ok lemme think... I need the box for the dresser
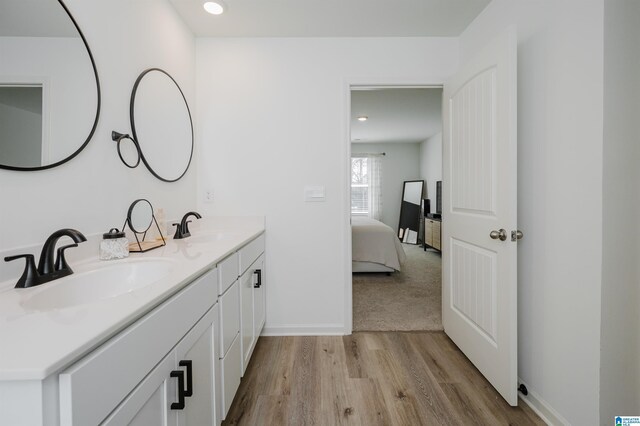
[424,217,442,251]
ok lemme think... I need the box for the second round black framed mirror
[129,68,194,183]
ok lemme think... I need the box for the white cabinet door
[103,306,219,426]
[176,304,219,426]
[59,270,217,426]
[240,267,254,375]
[102,352,178,426]
[253,255,266,336]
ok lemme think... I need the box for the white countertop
[0,216,264,381]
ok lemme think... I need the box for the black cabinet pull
[179,360,193,397]
[170,370,185,410]
[254,269,262,288]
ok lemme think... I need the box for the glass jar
[99,228,129,260]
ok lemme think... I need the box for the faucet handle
[172,223,183,239]
[183,220,193,237]
[4,254,40,288]
[55,244,79,272]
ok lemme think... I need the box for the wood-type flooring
[223,332,544,426]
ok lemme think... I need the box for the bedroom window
[351,155,382,220]
[351,157,369,215]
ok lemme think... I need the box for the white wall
[0,0,196,282]
[460,1,604,424]
[351,142,421,230]
[419,132,442,210]
[600,0,640,423]
[196,37,458,334]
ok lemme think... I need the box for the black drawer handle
[179,360,193,397]
[254,269,262,288]
[170,370,185,410]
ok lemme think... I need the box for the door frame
[342,79,444,334]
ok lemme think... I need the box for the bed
[352,217,407,273]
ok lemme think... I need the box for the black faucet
[4,228,87,288]
[172,212,202,239]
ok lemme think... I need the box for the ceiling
[351,88,442,144]
[168,0,491,37]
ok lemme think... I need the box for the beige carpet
[353,244,442,331]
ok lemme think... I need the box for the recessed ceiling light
[203,0,226,15]
[357,116,368,122]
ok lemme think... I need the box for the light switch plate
[304,186,325,202]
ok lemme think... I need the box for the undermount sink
[21,259,175,311]
[182,232,239,244]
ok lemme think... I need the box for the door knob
[511,230,524,241]
[490,229,507,241]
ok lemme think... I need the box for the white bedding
[351,217,407,272]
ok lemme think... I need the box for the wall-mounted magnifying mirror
[129,68,193,182]
[398,180,424,244]
[0,0,100,171]
[112,131,141,168]
[124,199,165,252]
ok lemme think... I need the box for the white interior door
[442,28,518,405]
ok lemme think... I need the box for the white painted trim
[342,79,353,336]
[518,378,570,426]
[261,324,346,336]
[342,77,445,337]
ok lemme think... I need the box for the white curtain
[368,155,382,221]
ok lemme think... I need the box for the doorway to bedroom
[349,86,444,332]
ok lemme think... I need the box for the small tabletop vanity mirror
[0,0,100,171]
[398,180,424,244]
[124,199,165,252]
[112,68,193,182]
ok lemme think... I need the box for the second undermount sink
[182,232,239,244]
[21,258,176,311]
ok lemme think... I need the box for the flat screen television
[436,181,442,214]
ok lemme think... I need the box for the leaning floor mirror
[398,180,424,244]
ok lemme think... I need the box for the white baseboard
[261,324,346,336]
[518,378,570,426]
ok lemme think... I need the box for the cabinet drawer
[59,269,217,426]
[218,252,239,295]
[220,332,241,420]
[238,234,265,275]
[219,280,240,357]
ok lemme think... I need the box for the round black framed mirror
[130,68,193,183]
[0,0,101,171]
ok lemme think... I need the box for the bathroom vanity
[0,217,265,426]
